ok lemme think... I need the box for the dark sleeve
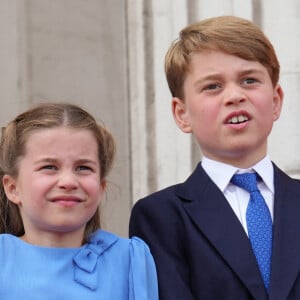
[129,191,195,300]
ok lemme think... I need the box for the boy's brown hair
[0,102,116,243]
[165,15,280,99]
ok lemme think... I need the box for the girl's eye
[77,165,93,172]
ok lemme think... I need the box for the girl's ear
[100,179,106,192]
[272,83,284,121]
[172,97,192,133]
[2,175,21,205]
[97,179,106,204]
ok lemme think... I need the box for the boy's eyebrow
[192,74,222,87]
[237,68,266,76]
[193,68,266,86]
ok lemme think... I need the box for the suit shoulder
[274,164,300,184]
[146,183,180,198]
[132,163,203,210]
[133,183,182,208]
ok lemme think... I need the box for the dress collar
[73,230,118,290]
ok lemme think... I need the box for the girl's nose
[57,171,79,191]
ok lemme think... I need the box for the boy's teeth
[231,116,238,123]
[229,115,248,124]
[238,115,246,122]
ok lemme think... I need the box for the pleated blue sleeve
[129,237,158,300]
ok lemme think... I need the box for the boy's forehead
[186,51,270,79]
[188,50,263,67]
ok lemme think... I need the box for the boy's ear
[172,97,192,133]
[272,84,284,121]
[2,175,21,205]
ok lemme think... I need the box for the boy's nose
[57,171,79,190]
[224,84,246,105]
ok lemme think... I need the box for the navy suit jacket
[129,162,300,300]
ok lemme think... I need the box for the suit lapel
[269,165,300,299]
[176,163,267,299]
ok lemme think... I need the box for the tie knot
[231,173,259,193]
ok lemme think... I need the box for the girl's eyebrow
[76,159,98,165]
[34,158,57,164]
[34,158,97,165]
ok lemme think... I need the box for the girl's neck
[21,229,85,248]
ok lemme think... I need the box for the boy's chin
[215,150,266,168]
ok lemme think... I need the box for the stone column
[261,0,300,178]
[127,0,193,200]
[0,0,28,124]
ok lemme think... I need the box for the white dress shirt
[201,156,274,235]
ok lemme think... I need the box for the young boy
[129,15,300,300]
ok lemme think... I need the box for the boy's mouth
[228,115,249,124]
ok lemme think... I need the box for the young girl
[0,103,158,299]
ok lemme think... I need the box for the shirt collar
[202,156,274,194]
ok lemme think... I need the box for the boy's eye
[204,84,220,90]
[243,78,257,84]
[41,165,57,170]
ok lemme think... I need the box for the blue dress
[0,230,158,299]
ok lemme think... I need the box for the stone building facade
[1,0,299,236]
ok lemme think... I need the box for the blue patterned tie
[231,173,272,291]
